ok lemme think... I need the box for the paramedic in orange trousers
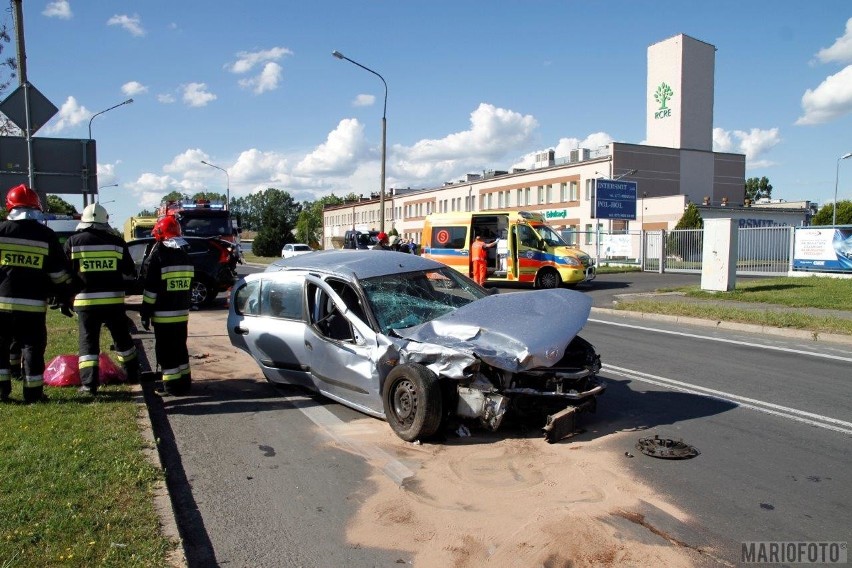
[470,234,497,286]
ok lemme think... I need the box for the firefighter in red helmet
[0,184,73,403]
[140,214,194,395]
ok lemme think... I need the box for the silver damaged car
[227,250,603,443]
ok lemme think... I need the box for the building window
[505,190,511,208]
[546,184,553,204]
[570,181,579,201]
[524,187,530,206]
[585,179,595,201]
[487,193,493,209]
[560,182,567,202]
[585,224,593,245]
[537,186,544,204]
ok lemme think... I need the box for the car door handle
[304,340,312,351]
[233,326,249,335]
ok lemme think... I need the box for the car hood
[394,288,591,374]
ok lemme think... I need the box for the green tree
[0,23,19,136]
[811,200,852,226]
[45,194,78,215]
[295,194,343,247]
[246,188,302,256]
[667,203,704,259]
[744,176,773,202]
[191,191,227,204]
[136,208,157,217]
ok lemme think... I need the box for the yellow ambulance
[422,210,595,288]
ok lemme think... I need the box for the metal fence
[576,226,794,277]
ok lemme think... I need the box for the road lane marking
[287,398,416,485]
[604,364,852,435]
[589,318,852,363]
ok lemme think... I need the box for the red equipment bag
[43,353,127,387]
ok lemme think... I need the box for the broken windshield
[361,268,488,334]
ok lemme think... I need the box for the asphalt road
[143,268,850,566]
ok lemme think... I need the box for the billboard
[792,227,852,273]
[593,179,637,220]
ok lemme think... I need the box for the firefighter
[64,202,139,395]
[140,215,193,396]
[0,184,73,403]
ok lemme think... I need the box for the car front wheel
[190,278,215,307]
[535,268,561,289]
[382,364,443,442]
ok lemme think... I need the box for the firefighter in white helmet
[64,202,139,395]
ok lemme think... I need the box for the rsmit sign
[593,180,637,220]
[653,82,673,119]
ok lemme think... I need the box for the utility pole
[11,0,37,200]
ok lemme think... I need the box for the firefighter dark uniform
[141,215,193,396]
[64,203,139,394]
[0,184,73,403]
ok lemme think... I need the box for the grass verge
[0,310,173,567]
[615,276,852,336]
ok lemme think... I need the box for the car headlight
[562,256,581,267]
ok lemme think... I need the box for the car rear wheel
[382,364,442,442]
[190,277,216,307]
[535,268,561,289]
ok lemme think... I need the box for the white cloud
[238,62,282,94]
[511,133,614,171]
[227,47,292,74]
[163,148,210,175]
[43,1,72,19]
[231,149,290,185]
[107,14,145,37]
[796,65,852,125]
[713,127,781,168]
[816,18,852,64]
[229,48,291,94]
[712,128,734,152]
[353,94,375,107]
[95,162,119,187]
[121,81,147,96]
[294,119,368,175]
[182,83,217,107]
[45,96,89,133]
[126,172,199,210]
[157,93,175,104]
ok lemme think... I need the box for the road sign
[0,83,58,134]
[0,136,97,194]
[593,179,637,220]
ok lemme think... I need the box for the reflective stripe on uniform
[0,296,47,313]
[24,374,43,387]
[162,363,190,382]
[69,244,124,257]
[142,291,157,304]
[161,265,194,278]
[73,290,126,307]
[78,354,99,369]
[115,346,137,362]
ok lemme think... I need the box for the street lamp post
[86,98,134,207]
[96,183,118,203]
[332,50,388,233]
[200,160,230,209]
[833,152,852,226]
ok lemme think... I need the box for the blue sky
[6,1,852,227]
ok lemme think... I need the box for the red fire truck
[158,199,241,248]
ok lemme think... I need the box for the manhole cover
[636,435,700,459]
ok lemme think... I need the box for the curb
[131,325,188,567]
[590,306,852,346]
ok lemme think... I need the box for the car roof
[267,249,443,279]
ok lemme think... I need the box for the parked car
[228,250,603,443]
[281,243,313,258]
[126,237,240,307]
